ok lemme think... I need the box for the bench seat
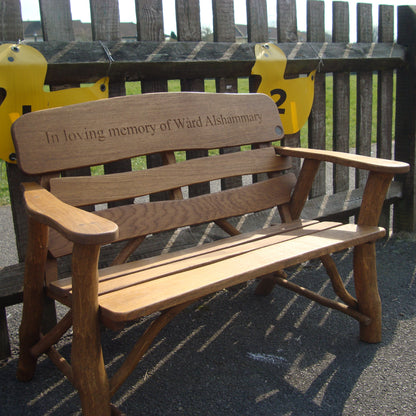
[48,221,384,327]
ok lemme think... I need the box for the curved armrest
[275,146,409,174]
[22,182,119,245]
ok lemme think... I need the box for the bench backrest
[12,92,293,258]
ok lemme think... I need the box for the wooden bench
[12,92,408,415]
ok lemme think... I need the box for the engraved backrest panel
[12,92,284,175]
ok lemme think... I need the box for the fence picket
[307,0,326,198]
[0,0,23,41]
[176,0,209,197]
[356,3,373,188]
[332,1,350,194]
[277,0,300,174]
[136,0,169,200]
[39,0,74,41]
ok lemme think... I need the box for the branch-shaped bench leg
[71,243,111,415]
[17,218,48,381]
[353,242,381,343]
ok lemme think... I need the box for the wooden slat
[96,223,385,323]
[1,41,405,84]
[13,92,284,175]
[307,0,326,198]
[213,0,241,191]
[95,174,296,240]
[275,146,409,173]
[377,5,394,161]
[247,0,268,94]
[0,0,23,41]
[247,0,268,43]
[50,148,291,206]
[49,219,320,296]
[356,3,373,188]
[93,223,341,296]
[136,0,169,201]
[39,0,74,41]
[176,0,208,197]
[90,0,133,208]
[90,0,120,41]
[377,5,395,232]
[47,174,296,258]
[277,0,300,174]
[332,1,350,193]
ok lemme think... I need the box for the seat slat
[97,224,384,323]
[48,223,385,323]
[99,224,385,322]
[48,219,321,298]
[50,147,291,207]
[48,174,297,258]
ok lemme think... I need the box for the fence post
[394,6,416,232]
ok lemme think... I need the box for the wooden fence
[0,0,415,359]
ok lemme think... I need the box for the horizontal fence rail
[0,41,406,83]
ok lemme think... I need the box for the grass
[0,74,394,205]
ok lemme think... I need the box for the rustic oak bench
[12,92,408,415]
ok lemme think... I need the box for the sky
[20,0,414,41]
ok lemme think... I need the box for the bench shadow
[1,233,415,415]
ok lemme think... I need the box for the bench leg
[353,242,382,343]
[17,219,48,381]
[71,243,111,415]
[255,271,287,296]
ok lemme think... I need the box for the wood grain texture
[97,223,384,323]
[0,40,404,84]
[275,146,409,173]
[93,175,297,240]
[12,93,283,175]
[355,3,373,188]
[246,0,268,43]
[90,0,120,41]
[39,0,74,41]
[48,222,384,325]
[17,218,49,381]
[50,221,328,300]
[332,1,350,193]
[353,242,381,342]
[22,182,119,245]
[50,148,291,206]
[71,243,111,415]
[307,0,326,198]
[0,0,23,41]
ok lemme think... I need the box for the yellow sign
[0,43,109,163]
[252,43,315,134]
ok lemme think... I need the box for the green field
[0,74,393,205]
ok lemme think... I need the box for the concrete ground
[0,204,416,415]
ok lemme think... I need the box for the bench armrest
[275,146,410,224]
[22,182,119,245]
[275,146,410,174]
